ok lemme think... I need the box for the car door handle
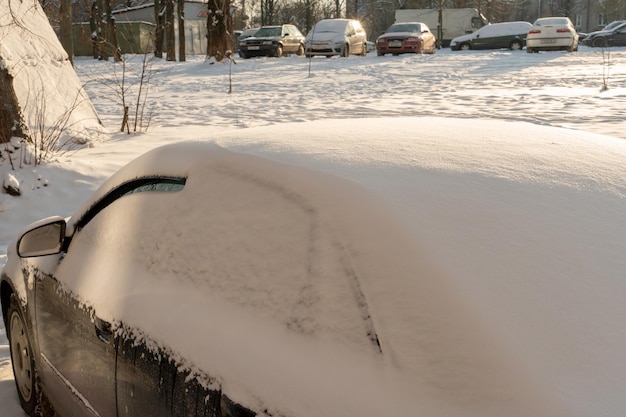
[94,316,112,344]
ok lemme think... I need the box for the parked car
[375,22,436,56]
[235,28,259,54]
[305,18,367,57]
[450,21,532,51]
[238,24,305,58]
[526,17,579,53]
[582,21,626,47]
[3,118,626,417]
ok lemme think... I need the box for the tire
[592,37,607,48]
[7,294,38,416]
[527,47,534,53]
[275,44,283,58]
[510,40,522,50]
[341,43,349,57]
[460,43,471,51]
[296,44,305,56]
[238,51,247,59]
[361,43,367,56]
[377,51,384,56]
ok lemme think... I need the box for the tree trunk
[89,3,100,59]
[0,68,29,144]
[154,0,165,57]
[178,0,186,62]
[206,0,232,62]
[59,0,73,65]
[165,0,176,61]
[96,0,109,60]
[104,0,122,61]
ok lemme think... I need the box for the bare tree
[154,0,165,57]
[165,0,176,60]
[59,0,73,65]
[104,0,122,61]
[206,0,233,62]
[178,0,186,61]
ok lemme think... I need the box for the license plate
[248,46,260,50]
[541,39,556,44]
[389,40,402,47]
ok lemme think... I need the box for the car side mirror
[17,216,66,258]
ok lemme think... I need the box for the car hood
[450,33,472,44]
[244,35,281,42]
[378,31,422,40]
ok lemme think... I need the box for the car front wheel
[341,43,349,57]
[8,294,38,416]
[275,44,283,58]
[592,37,608,48]
[296,44,305,56]
[510,40,522,50]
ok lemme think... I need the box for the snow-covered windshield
[254,26,282,37]
[387,23,422,33]
[534,17,569,26]
[313,19,347,33]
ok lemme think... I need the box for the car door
[612,26,626,46]
[35,249,117,416]
[282,26,295,53]
[34,177,187,417]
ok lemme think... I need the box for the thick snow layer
[0,0,102,144]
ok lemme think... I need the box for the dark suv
[238,25,306,58]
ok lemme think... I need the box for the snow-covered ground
[1,45,626,417]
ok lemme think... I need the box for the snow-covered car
[526,17,579,53]
[375,22,436,56]
[582,21,626,47]
[450,21,532,51]
[3,117,626,417]
[238,24,305,58]
[305,18,367,57]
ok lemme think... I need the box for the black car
[583,21,626,47]
[238,24,305,58]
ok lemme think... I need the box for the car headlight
[262,40,273,45]
[406,37,419,42]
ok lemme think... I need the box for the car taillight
[528,29,541,34]
[556,28,570,33]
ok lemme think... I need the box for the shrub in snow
[3,172,20,196]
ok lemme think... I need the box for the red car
[376,22,436,56]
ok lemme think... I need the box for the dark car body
[375,22,436,55]
[449,21,532,51]
[582,22,626,47]
[238,24,305,58]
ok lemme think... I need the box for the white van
[450,21,532,51]
[305,19,367,57]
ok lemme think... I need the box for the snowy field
[1,45,626,417]
[76,45,626,140]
